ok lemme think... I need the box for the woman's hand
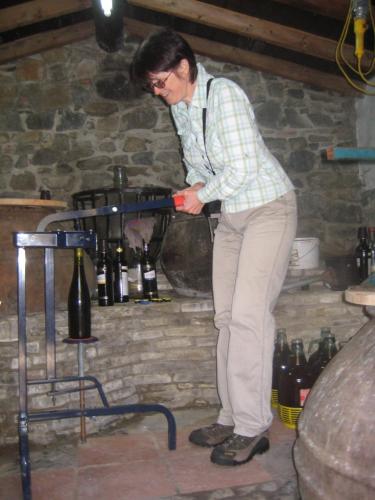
[175,182,205,214]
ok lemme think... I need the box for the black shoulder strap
[202,78,215,175]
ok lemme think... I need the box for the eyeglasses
[144,71,173,93]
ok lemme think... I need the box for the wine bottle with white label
[113,240,129,303]
[141,241,158,300]
[96,239,114,306]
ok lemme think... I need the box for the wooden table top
[0,198,67,209]
[345,285,375,306]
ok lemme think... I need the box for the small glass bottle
[141,241,158,300]
[355,226,371,281]
[113,165,128,190]
[96,239,114,306]
[368,227,375,275]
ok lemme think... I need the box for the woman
[131,28,297,466]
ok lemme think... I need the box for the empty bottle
[96,239,114,306]
[68,248,91,339]
[272,328,290,409]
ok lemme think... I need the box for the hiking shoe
[189,423,234,448]
[210,432,269,466]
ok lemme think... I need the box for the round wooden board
[345,285,375,306]
[0,198,67,209]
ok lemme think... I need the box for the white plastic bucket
[289,237,320,270]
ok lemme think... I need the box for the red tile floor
[0,408,299,500]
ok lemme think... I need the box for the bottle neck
[115,247,123,258]
[75,248,84,263]
[143,243,150,257]
[291,342,306,366]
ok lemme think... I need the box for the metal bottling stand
[16,198,179,500]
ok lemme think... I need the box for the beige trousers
[213,191,297,437]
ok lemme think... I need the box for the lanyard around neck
[202,78,215,175]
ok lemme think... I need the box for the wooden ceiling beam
[271,0,349,20]
[127,0,358,64]
[0,0,91,33]
[0,13,356,95]
[124,18,357,95]
[0,20,95,65]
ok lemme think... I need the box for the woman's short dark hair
[130,28,197,85]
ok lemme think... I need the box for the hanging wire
[336,0,375,95]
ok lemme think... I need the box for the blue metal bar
[45,248,56,381]
[37,197,176,231]
[13,231,97,249]
[17,247,27,414]
[18,414,31,500]
[28,404,176,450]
[28,375,110,408]
[17,247,32,499]
[326,147,375,161]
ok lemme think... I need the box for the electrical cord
[336,0,375,95]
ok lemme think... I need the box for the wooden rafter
[0,0,91,33]
[124,18,357,95]
[271,0,349,20]
[0,20,95,64]
[0,0,360,94]
[127,0,359,63]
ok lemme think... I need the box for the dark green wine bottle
[113,240,129,303]
[141,241,158,300]
[96,239,114,306]
[68,248,91,339]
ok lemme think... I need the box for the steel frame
[15,198,178,499]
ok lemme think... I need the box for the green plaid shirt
[171,63,294,213]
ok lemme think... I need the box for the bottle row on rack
[355,226,375,281]
[96,239,158,306]
[272,327,340,430]
[67,239,159,340]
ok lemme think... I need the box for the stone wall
[0,34,364,255]
[0,285,367,445]
[356,77,375,225]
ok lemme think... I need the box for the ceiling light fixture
[100,0,113,17]
[92,0,125,53]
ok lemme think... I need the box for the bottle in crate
[306,326,331,380]
[309,332,338,386]
[278,338,311,429]
[272,328,290,409]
